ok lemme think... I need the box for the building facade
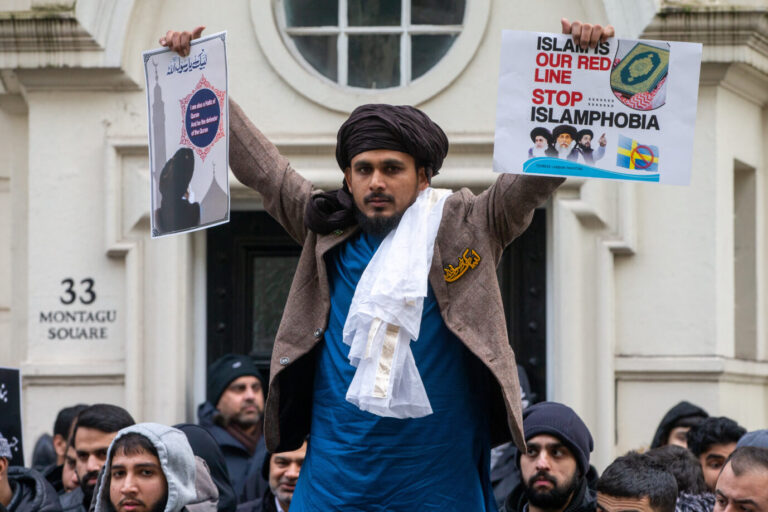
[0,0,767,470]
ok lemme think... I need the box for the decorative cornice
[0,3,140,90]
[615,355,768,385]
[0,14,100,53]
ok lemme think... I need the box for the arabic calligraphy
[167,48,207,75]
[443,248,481,283]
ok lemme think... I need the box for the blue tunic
[290,231,496,511]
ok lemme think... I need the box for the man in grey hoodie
[93,423,219,512]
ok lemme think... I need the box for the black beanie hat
[207,354,265,406]
[517,401,594,475]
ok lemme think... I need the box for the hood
[197,402,218,429]
[184,457,219,512]
[7,466,62,512]
[174,423,236,512]
[651,401,708,449]
[93,423,197,512]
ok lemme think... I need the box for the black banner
[0,367,23,466]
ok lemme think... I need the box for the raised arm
[160,28,312,243]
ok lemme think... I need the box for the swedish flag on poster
[616,135,659,172]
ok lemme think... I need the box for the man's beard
[353,200,404,237]
[524,470,580,510]
[557,140,575,159]
[80,470,99,509]
[271,478,298,507]
[232,407,262,428]
[107,492,168,512]
[214,407,262,429]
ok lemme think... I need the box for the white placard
[143,32,230,237]
[494,31,702,185]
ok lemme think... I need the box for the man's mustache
[527,470,558,488]
[364,193,394,204]
[82,470,100,488]
[119,497,147,508]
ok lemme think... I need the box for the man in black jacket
[0,432,62,512]
[60,404,135,512]
[502,402,595,512]
[198,354,268,501]
[237,441,306,512]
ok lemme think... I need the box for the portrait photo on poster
[142,31,230,238]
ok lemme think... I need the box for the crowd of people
[2,368,767,512]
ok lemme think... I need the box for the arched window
[278,0,466,89]
[251,0,489,111]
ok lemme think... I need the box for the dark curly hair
[597,452,678,512]
[687,417,746,457]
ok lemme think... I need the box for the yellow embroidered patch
[443,249,481,282]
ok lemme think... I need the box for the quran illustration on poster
[494,31,702,185]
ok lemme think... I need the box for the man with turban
[163,19,614,510]
[576,129,607,165]
[528,127,558,159]
[552,125,581,161]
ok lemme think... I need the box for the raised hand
[159,26,205,57]
[561,18,615,49]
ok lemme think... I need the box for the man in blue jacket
[198,354,267,500]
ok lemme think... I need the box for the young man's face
[63,444,80,492]
[344,149,428,234]
[597,493,656,512]
[109,448,168,512]
[53,433,68,465]
[75,427,119,497]
[216,375,265,428]
[579,135,592,147]
[520,434,580,510]
[534,135,549,149]
[700,442,739,491]
[269,441,307,510]
[714,462,768,512]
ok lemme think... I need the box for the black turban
[335,104,449,177]
[305,104,448,235]
[553,125,577,140]
[577,129,594,141]
[530,127,553,144]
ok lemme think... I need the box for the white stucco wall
[0,0,766,470]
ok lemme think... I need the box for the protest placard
[494,31,702,185]
[143,32,229,238]
[0,367,24,466]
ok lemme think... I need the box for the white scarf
[342,187,451,418]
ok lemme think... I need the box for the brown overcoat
[228,99,563,454]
